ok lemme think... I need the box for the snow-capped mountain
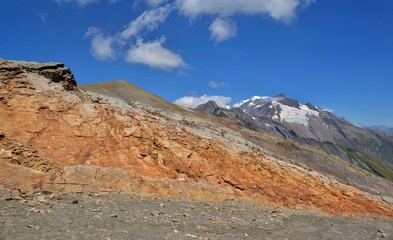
[232,94,321,127]
[196,94,393,167]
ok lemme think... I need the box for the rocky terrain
[195,95,393,182]
[1,58,393,238]
[1,190,392,240]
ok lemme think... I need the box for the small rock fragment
[72,199,78,204]
[30,208,40,213]
[52,195,62,201]
[5,196,13,201]
[185,234,197,238]
[381,196,393,205]
[377,229,389,238]
[36,196,46,203]
[151,211,161,217]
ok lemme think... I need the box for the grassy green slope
[343,148,393,182]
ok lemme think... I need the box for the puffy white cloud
[119,5,172,40]
[81,0,315,67]
[209,18,237,43]
[91,35,115,60]
[84,5,187,69]
[85,27,115,60]
[176,0,314,21]
[174,95,232,108]
[208,80,229,89]
[126,38,186,70]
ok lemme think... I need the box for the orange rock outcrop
[1,59,393,217]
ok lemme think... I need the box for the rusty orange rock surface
[1,59,393,217]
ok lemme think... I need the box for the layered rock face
[1,59,393,217]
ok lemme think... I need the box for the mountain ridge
[80,80,184,112]
[367,125,393,136]
[195,96,393,181]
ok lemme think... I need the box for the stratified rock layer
[1,59,393,217]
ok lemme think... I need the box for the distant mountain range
[367,125,393,136]
[195,94,393,181]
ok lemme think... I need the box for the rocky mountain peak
[276,93,286,98]
[277,98,301,109]
[195,100,220,114]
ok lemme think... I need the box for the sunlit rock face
[1,58,393,217]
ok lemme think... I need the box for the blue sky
[1,0,392,127]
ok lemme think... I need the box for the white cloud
[36,12,47,28]
[119,4,172,40]
[84,5,187,69]
[176,0,314,21]
[54,0,99,7]
[91,35,115,60]
[85,27,115,60]
[80,0,315,67]
[84,27,102,37]
[174,95,232,108]
[209,18,237,43]
[55,0,121,6]
[208,80,229,89]
[126,38,186,70]
[146,0,168,7]
[108,0,121,4]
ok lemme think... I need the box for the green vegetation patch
[343,148,393,182]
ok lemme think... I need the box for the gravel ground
[0,190,392,240]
